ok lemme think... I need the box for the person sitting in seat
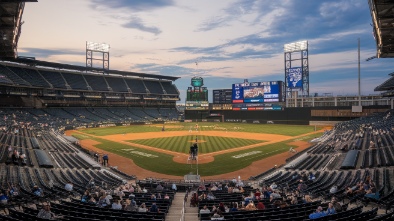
[256,201,265,210]
[37,202,63,220]
[331,197,342,212]
[112,199,122,210]
[32,185,43,197]
[365,183,379,200]
[0,191,9,205]
[244,201,257,211]
[270,182,277,190]
[64,182,73,192]
[149,202,160,213]
[329,185,338,194]
[200,205,210,214]
[138,203,147,212]
[309,206,327,219]
[326,202,336,215]
[229,203,238,212]
[211,210,224,220]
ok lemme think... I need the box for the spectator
[331,197,342,212]
[218,202,226,213]
[211,210,223,220]
[98,195,108,208]
[256,201,265,210]
[149,202,159,213]
[65,182,73,192]
[37,202,62,220]
[32,185,43,197]
[270,182,277,190]
[124,199,138,212]
[244,201,256,211]
[254,189,261,200]
[297,180,307,192]
[81,190,90,203]
[200,205,210,214]
[138,203,147,212]
[229,202,238,212]
[329,185,337,194]
[171,183,177,192]
[156,183,164,191]
[0,191,8,205]
[309,206,326,219]
[326,202,336,215]
[309,172,316,181]
[112,199,122,210]
[102,154,109,166]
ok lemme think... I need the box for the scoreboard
[232,81,285,103]
[213,89,232,104]
[185,101,209,110]
[186,76,209,110]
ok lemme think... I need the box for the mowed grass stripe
[128,135,263,154]
[79,122,321,136]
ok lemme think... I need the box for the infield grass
[128,135,264,154]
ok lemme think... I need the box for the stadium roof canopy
[0,0,37,59]
[369,0,394,58]
[374,72,394,91]
[2,57,180,81]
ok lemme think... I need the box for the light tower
[86,41,110,73]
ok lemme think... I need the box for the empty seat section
[62,72,88,90]
[83,74,109,91]
[6,66,50,87]
[39,70,68,89]
[144,80,164,94]
[161,81,179,94]
[105,76,129,92]
[0,65,30,85]
[124,78,146,93]
[0,72,15,85]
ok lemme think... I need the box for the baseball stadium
[0,0,394,221]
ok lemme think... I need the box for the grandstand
[0,0,394,221]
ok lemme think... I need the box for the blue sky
[18,0,393,102]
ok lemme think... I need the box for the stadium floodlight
[284,40,308,52]
[86,41,110,52]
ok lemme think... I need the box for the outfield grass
[72,132,323,176]
[79,122,321,136]
[128,135,264,154]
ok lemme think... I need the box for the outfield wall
[185,106,391,125]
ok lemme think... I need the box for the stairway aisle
[166,192,199,221]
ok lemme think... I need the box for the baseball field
[67,122,325,179]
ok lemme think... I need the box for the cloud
[122,16,162,35]
[18,48,85,58]
[90,0,175,11]
[196,0,257,32]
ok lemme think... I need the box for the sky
[17,0,393,103]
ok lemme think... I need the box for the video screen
[232,81,283,103]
